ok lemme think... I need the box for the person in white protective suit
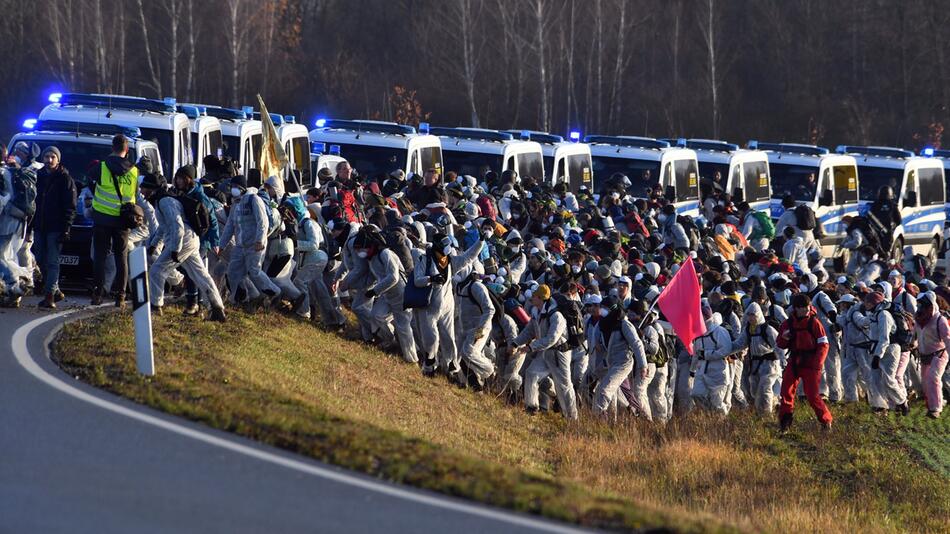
[144,166,226,322]
[690,302,734,415]
[512,284,579,419]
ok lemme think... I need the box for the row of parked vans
[12,91,950,279]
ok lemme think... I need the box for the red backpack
[476,195,497,221]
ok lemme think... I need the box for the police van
[186,104,262,176]
[39,92,191,175]
[675,139,772,214]
[836,145,945,262]
[430,127,545,181]
[176,105,223,177]
[751,141,859,258]
[309,119,443,179]
[276,115,313,188]
[11,120,163,285]
[586,135,699,217]
[506,130,593,193]
[310,142,347,186]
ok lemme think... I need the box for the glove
[171,251,180,264]
[365,289,376,299]
[871,355,880,370]
[58,231,70,243]
[689,371,696,378]
[147,246,156,257]
[430,274,446,285]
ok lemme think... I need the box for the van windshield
[770,162,818,202]
[138,128,174,173]
[856,164,903,201]
[442,150,503,178]
[334,143,406,179]
[590,155,660,196]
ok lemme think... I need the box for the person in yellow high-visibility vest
[90,134,138,307]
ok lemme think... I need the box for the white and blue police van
[430,127,545,182]
[275,115,313,188]
[752,141,859,258]
[507,130,593,194]
[309,119,443,179]
[675,139,772,215]
[587,135,699,217]
[309,143,347,187]
[176,105,223,177]
[39,92,191,175]
[12,120,163,285]
[837,145,946,262]
[185,104,262,176]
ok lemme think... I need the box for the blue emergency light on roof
[284,115,295,124]
[419,122,430,135]
[22,118,37,130]
[315,118,327,128]
[178,105,200,119]
[33,120,142,138]
[311,141,326,154]
[922,147,935,157]
[47,92,62,103]
[163,97,177,107]
[520,130,531,141]
[329,145,341,156]
[676,138,687,148]
[747,140,759,150]
[241,106,253,118]
[198,106,208,116]
[569,131,581,142]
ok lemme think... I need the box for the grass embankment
[54,309,950,533]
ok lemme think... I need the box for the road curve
[0,297,586,534]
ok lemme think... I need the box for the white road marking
[11,309,586,533]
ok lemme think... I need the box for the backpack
[383,226,414,273]
[153,191,210,239]
[848,216,883,255]
[749,211,775,240]
[10,166,38,218]
[339,188,362,223]
[648,327,673,367]
[677,215,701,251]
[888,302,917,351]
[463,280,506,329]
[278,203,298,240]
[794,204,816,231]
[552,293,586,349]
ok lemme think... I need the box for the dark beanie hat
[175,164,197,181]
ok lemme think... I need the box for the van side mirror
[732,187,744,203]
[819,189,833,207]
[665,185,676,201]
[904,190,918,207]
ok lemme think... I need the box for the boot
[90,289,103,305]
[779,412,794,433]
[53,289,65,302]
[207,306,227,323]
[182,303,200,316]
[896,402,910,417]
[151,305,163,316]
[38,293,56,309]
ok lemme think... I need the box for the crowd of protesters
[1,134,947,427]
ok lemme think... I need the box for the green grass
[53,308,950,533]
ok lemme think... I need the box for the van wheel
[928,237,940,266]
[890,238,904,263]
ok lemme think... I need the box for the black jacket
[33,164,77,234]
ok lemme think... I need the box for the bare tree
[136,0,163,96]
[699,0,721,137]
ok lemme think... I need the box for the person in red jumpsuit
[776,292,833,431]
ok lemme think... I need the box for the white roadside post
[129,245,155,376]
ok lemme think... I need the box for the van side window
[918,167,945,206]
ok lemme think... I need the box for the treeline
[2,0,948,150]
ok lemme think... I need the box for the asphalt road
[0,296,585,534]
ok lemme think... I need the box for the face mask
[572,265,582,274]
[599,307,610,317]
[443,246,455,255]
[657,213,667,223]
[231,187,242,198]
[357,251,368,259]
[799,284,809,294]
[483,229,493,238]
[509,245,521,254]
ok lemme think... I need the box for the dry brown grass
[54,308,950,533]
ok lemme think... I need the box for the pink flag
[656,256,706,355]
